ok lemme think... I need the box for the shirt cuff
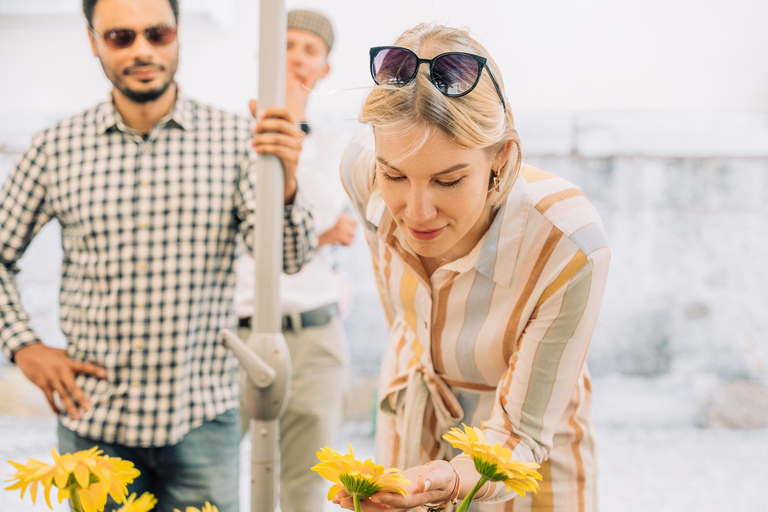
[2,328,41,363]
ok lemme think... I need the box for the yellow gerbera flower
[173,502,218,512]
[117,492,157,512]
[5,455,58,508]
[311,444,410,512]
[443,425,542,497]
[443,424,542,512]
[5,446,140,512]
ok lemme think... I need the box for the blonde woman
[335,24,610,512]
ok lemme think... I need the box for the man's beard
[116,79,173,104]
[103,59,177,104]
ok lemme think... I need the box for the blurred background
[1,0,767,510]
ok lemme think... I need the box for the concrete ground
[1,367,767,512]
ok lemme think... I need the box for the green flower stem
[455,476,489,512]
[68,487,84,512]
[353,493,362,512]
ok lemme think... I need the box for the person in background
[0,0,312,511]
[235,9,356,512]
[335,23,610,512]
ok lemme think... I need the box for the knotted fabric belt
[238,303,338,332]
[380,363,465,469]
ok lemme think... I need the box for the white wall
[0,0,766,122]
[317,0,768,114]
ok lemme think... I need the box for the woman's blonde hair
[360,23,522,211]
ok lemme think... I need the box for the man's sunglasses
[369,46,507,113]
[90,25,178,49]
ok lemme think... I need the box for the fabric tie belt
[380,363,465,469]
[238,303,338,332]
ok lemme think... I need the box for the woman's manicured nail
[423,479,431,491]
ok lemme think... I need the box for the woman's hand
[331,460,457,511]
[249,99,304,204]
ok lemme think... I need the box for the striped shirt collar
[95,86,194,135]
[471,177,531,287]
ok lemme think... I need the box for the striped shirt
[0,93,314,447]
[342,130,610,511]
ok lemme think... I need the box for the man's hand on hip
[13,343,107,420]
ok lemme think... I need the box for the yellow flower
[311,444,410,507]
[173,502,218,512]
[117,492,157,512]
[5,455,58,508]
[443,424,542,497]
[5,446,140,512]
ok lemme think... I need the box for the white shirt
[235,120,352,316]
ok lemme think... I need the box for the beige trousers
[239,316,349,512]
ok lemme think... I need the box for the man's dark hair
[83,0,180,27]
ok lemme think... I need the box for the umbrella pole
[221,1,288,511]
[249,0,288,510]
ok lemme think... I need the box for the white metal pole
[249,0,288,511]
[254,0,285,335]
[221,1,290,512]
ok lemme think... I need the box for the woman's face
[375,125,505,267]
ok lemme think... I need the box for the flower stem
[69,488,84,512]
[455,476,489,512]
[353,493,362,512]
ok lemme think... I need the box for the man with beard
[0,0,313,510]
[234,10,356,512]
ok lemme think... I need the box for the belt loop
[289,312,303,332]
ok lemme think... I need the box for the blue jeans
[58,409,241,512]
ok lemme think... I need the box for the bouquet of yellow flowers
[5,445,218,512]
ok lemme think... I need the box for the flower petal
[73,463,91,490]
[326,483,344,501]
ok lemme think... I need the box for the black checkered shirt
[0,93,314,447]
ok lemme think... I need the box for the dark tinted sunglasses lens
[431,54,481,96]
[373,48,418,86]
[104,29,136,48]
[146,26,177,46]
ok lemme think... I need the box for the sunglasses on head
[90,25,178,49]
[369,46,507,113]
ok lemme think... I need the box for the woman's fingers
[337,496,396,511]
[366,461,457,510]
